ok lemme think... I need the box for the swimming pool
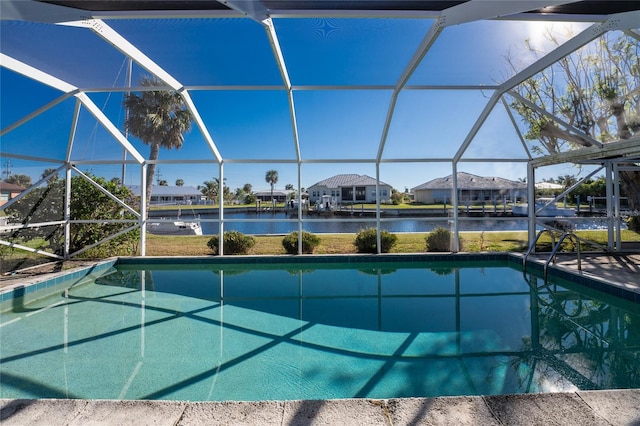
[1,255,639,401]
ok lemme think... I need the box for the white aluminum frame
[1,1,639,258]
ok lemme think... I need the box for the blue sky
[1,16,595,192]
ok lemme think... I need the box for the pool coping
[0,259,117,307]
[2,389,640,425]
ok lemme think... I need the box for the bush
[628,216,640,233]
[426,227,462,252]
[354,228,397,253]
[207,231,255,255]
[282,231,321,254]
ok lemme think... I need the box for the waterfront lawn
[4,231,639,274]
[145,231,533,255]
[144,229,640,256]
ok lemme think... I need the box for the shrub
[628,216,640,233]
[207,231,255,255]
[426,227,463,252]
[390,191,404,205]
[354,228,397,253]
[282,231,321,254]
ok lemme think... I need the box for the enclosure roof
[1,0,639,193]
[38,0,640,15]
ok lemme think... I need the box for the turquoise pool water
[1,259,639,401]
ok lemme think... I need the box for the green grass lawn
[4,230,639,274]
[144,229,640,256]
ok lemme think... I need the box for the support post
[376,163,381,254]
[140,164,147,256]
[605,162,614,250]
[219,162,224,256]
[527,163,536,251]
[613,162,621,251]
[298,162,303,255]
[64,164,71,258]
[452,162,459,252]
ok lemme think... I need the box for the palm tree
[124,75,193,210]
[41,168,59,184]
[265,170,278,207]
[200,180,217,204]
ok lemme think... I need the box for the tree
[159,180,168,186]
[556,175,577,189]
[285,183,294,190]
[508,31,640,218]
[234,187,245,200]
[41,168,59,184]
[4,174,32,187]
[244,193,257,205]
[220,179,232,203]
[200,177,229,204]
[265,170,278,207]
[124,75,193,211]
[5,175,139,256]
[390,189,404,205]
[235,183,254,204]
[175,179,184,186]
[200,180,218,204]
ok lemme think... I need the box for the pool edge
[1,389,639,425]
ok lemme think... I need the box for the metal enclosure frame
[1,1,639,257]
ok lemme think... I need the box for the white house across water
[307,174,392,205]
[127,185,203,206]
[412,172,527,205]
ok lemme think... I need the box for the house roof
[412,172,526,191]
[310,174,391,189]
[0,182,26,192]
[254,190,292,197]
[535,182,564,190]
[126,185,202,196]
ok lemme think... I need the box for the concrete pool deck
[2,390,640,425]
[1,253,639,425]
[528,253,640,297]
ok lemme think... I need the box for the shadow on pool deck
[2,390,640,425]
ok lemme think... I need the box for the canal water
[184,212,617,235]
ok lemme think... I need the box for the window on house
[342,187,353,200]
[355,186,366,201]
